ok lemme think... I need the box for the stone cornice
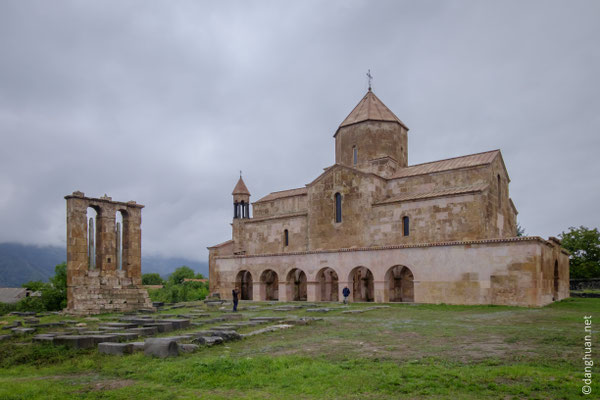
[215,236,558,260]
[242,212,308,224]
[64,192,144,209]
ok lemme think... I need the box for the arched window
[335,193,342,223]
[403,216,410,236]
[284,229,289,247]
[353,146,358,165]
[115,211,124,270]
[497,175,501,208]
[86,207,98,269]
[240,201,246,218]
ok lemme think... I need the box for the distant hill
[0,243,208,287]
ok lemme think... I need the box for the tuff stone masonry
[65,192,153,315]
[208,89,569,307]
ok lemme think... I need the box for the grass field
[0,297,597,399]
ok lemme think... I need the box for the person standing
[232,287,240,312]
[342,286,350,304]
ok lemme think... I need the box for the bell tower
[334,89,409,176]
[232,174,250,219]
[232,174,250,255]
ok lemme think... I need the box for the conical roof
[338,89,408,131]
[232,176,250,196]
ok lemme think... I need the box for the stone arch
[235,270,253,300]
[286,268,307,301]
[316,267,339,302]
[348,266,374,302]
[260,269,279,301]
[385,265,414,302]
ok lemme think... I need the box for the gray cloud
[0,0,598,260]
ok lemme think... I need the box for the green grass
[0,298,598,399]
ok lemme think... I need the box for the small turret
[232,174,251,219]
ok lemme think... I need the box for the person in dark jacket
[342,286,350,304]
[232,287,240,311]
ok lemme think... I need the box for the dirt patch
[453,335,534,362]
[89,379,136,391]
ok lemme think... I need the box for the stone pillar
[306,281,318,302]
[96,204,116,274]
[278,282,288,302]
[125,205,143,284]
[374,280,386,303]
[66,193,89,310]
[254,281,265,301]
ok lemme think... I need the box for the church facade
[208,89,569,307]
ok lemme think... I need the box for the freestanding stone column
[65,191,153,315]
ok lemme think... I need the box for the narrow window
[87,207,98,269]
[335,193,342,223]
[403,216,410,236]
[352,146,358,165]
[497,175,501,208]
[284,229,289,247]
[240,201,246,218]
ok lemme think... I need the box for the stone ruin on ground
[65,191,153,315]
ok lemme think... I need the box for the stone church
[208,89,569,306]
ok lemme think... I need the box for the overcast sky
[0,0,598,261]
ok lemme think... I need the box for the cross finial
[366,69,373,91]
[240,170,242,178]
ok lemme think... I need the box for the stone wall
[335,120,408,172]
[570,279,600,291]
[230,159,517,257]
[65,191,153,315]
[212,236,569,307]
[252,194,308,218]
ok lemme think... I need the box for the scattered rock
[53,335,95,349]
[89,334,120,345]
[241,324,294,338]
[249,317,285,322]
[33,334,55,343]
[143,322,174,333]
[160,319,191,330]
[192,336,223,346]
[1,321,22,330]
[127,326,158,336]
[178,343,199,353]
[131,342,145,352]
[98,342,134,355]
[11,327,36,335]
[144,338,179,358]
